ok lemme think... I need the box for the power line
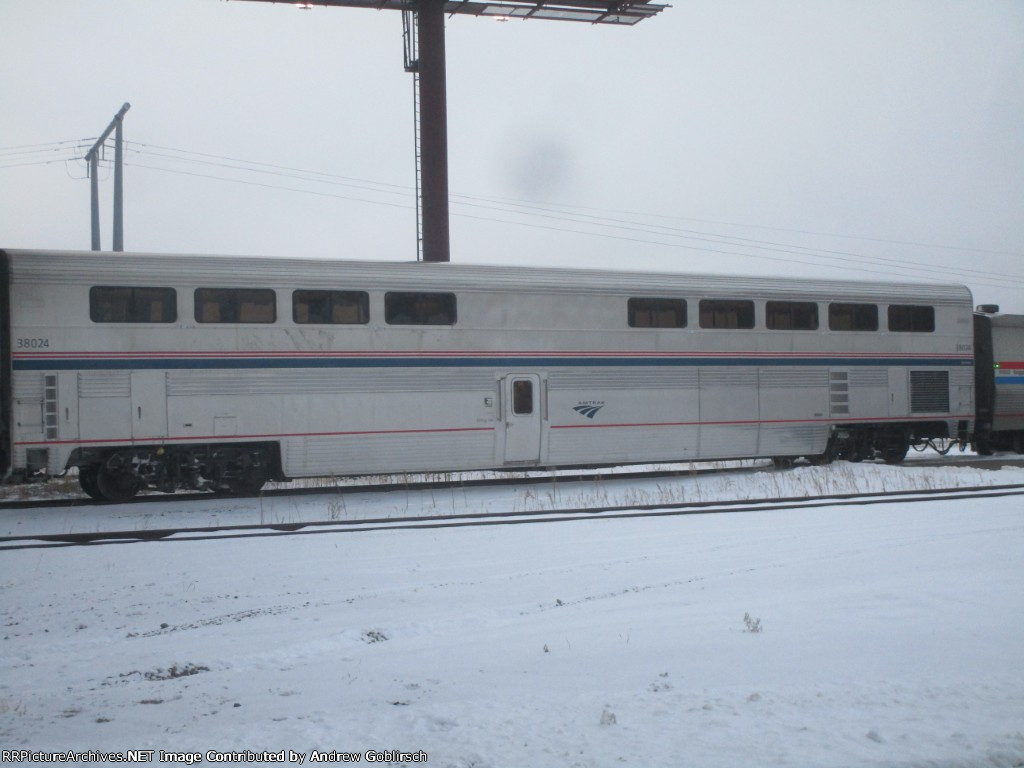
[122,142,1023,277]
[0,157,79,170]
[0,138,95,155]
[447,197,1024,287]
[7,136,1022,289]
[126,161,415,211]
[124,140,411,194]
[126,158,1024,290]
[471,193,1024,260]
[124,140,1023,261]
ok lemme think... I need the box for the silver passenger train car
[974,312,1024,453]
[0,249,978,501]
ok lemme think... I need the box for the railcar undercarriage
[775,421,972,468]
[69,442,281,502]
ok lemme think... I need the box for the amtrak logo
[573,401,605,419]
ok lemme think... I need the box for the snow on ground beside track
[1,463,1024,767]
[3,459,1024,539]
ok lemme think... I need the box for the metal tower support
[415,0,450,263]
[89,153,101,251]
[402,8,424,260]
[113,114,126,252]
[84,102,131,252]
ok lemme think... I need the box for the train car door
[503,374,542,464]
[130,371,167,440]
[57,372,79,442]
[888,368,908,417]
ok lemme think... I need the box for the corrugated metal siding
[12,371,43,400]
[700,424,759,458]
[995,387,1024,418]
[850,368,889,387]
[702,368,758,388]
[166,368,491,396]
[950,367,974,387]
[991,315,1024,331]
[758,369,828,389]
[759,423,829,455]
[548,368,698,390]
[78,371,131,398]
[547,425,699,465]
[4,249,974,306]
[289,431,495,477]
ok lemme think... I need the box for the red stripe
[11,349,974,360]
[552,414,975,430]
[18,414,977,447]
[998,361,1024,370]
[14,425,494,448]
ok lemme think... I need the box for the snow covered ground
[2,460,1024,767]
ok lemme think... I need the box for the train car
[0,248,976,501]
[973,310,1024,453]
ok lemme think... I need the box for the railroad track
[3,483,1023,552]
[0,460,778,511]
[2,453,1022,512]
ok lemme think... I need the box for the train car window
[766,301,818,331]
[293,290,369,325]
[888,305,935,333]
[829,303,878,331]
[628,297,687,328]
[512,379,534,415]
[195,288,276,324]
[699,299,755,329]
[384,292,456,325]
[90,286,177,323]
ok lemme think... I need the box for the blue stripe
[13,356,974,371]
[996,376,1024,385]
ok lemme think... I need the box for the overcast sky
[2,0,1022,311]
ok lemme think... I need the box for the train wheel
[227,465,268,496]
[808,438,838,466]
[77,465,104,500]
[771,457,795,470]
[881,445,908,464]
[215,446,270,496]
[96,464,142,503]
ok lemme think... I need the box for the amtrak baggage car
[0,249,975,501]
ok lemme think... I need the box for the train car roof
[990,314,1024,328]
[1,248,973,305]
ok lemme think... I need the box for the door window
[512,380,533,415]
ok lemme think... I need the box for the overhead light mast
[233,0,667,262]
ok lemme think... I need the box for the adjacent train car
[974,311,1024,453]
[0,249,977,501]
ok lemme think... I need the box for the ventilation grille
[910,370,950,413]
[78,371,131,398]
[829,371,849,416]
[43,374,58,439]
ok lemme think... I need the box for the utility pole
[85,102,131,252]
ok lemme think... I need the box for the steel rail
[2,483,1022,552]
[0,462,772,511]
[2,454,1021,512]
